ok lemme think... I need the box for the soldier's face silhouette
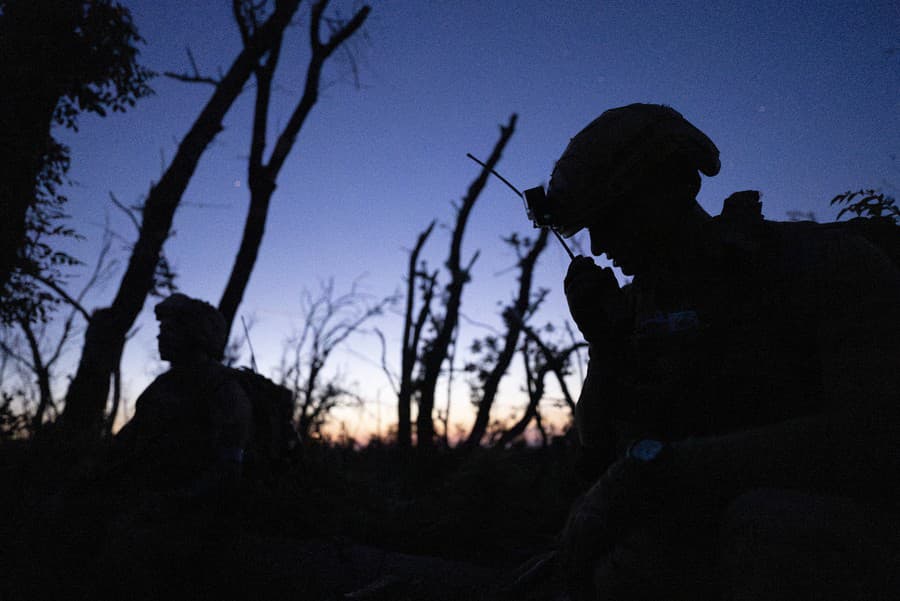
[157,317,193,363]
[588,192,685,276]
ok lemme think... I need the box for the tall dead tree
[396,220,437,448]
[415,114,517,448]
[462,228,549,448]
[62,1,303,436]
[218,0,371,334]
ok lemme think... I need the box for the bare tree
[495,323,585,447]
[463,228,549,448]
[414,114,518,449]
[496,339,547,447]
[218,0,371,334]
[62,1,304,437]
[278,279,391,440]
[392,220,438,448]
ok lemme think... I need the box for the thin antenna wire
[466,153,522,196]
[552,229,576,261]
[467,153,576,261]
[241,315,258,373]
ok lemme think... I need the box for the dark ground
[0,437,585,600]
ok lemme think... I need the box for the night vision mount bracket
[466,153,574,260]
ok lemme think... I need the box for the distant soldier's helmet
[547,103,721,237]
[154,293,228,361]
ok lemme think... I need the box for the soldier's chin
[612,258,636,276]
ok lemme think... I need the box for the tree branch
[373,327,398,395]
[163,46,222,87]
[109,192,141,234]
[321,5,371,56]
[0,337,34,371]
[266,3,370,174]
[27,273,90,321]
[464,229,549,448]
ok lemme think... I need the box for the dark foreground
[0,438,582,600]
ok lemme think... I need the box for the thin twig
[27,273,90,321]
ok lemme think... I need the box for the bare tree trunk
[218,1,371,333]
[497,343,547,447]
[534,407,548,448]
[496,328,586,447]
[62,1,303,437]
[397,221,436,448]
[104,356,123,436]
[297,357,323,439]
[19,319,52,433]
[416,114,517,449]
[519,321,584,416]
[463,228,548,448]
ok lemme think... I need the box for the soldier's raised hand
[564,256,623,344]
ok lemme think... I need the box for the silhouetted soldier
[112,293,252,503]
[549,104,900,600]
[96,293,252,598]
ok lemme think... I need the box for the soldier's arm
[568,261,632,475]
[575,347,620,475]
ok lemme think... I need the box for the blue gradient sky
[55,0,899,435]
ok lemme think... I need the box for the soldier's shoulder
[138,369,177,397]
[203,361,243,392]
[175,360,241,402]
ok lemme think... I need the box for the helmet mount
[465,153,575,260]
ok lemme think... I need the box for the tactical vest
[609,192,829,441]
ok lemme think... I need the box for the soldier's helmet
[547,103,720,237]
[154,293,228,361]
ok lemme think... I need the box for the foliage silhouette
[0,0,152,324]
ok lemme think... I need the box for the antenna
[467,153,575,260]
[241,315,258,373]
[466,153,523,196]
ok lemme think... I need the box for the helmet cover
[154,293,228,361]
[547,103,720,237]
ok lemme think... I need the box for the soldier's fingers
[565,275,608,302]
[565,256,598,284]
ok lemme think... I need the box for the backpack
[720,191,900,270]
[229,367,300,477]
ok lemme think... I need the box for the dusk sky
[54,0,899,436]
